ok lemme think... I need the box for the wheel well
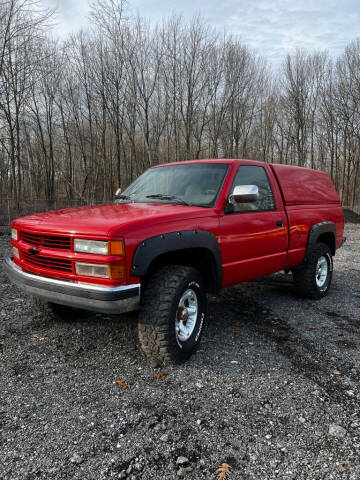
[144,248,219,293]
[317,232,336,255]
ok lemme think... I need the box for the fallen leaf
[0,340,5,345]
[216,462,232,479]
[273,341,278,346]
[31,334,39,338]
[339,464,347,472]
[333,369,341,375]
[305,326,315,331]
[39,337,48,341]
[234,332,241,338]
[154,371,167,379]
[116,380,127,388]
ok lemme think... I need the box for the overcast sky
[42,0,360,65]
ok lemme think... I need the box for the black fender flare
[131,230,223,292]
[306,221,336,259]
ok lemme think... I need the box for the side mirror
[229,185,259,204]
[115,188,122,197]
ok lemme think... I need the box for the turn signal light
[109,265,125,280]
[109,240,125,255]
[75,263,109,278]
[75,262,125,281]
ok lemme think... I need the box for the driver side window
[230,166,276,213]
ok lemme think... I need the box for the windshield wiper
[116,194,132,201]
[146,194,190,206]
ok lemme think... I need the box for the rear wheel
[138,266,207,365]
[292,243,333,299]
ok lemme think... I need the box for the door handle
[276,220,283,227]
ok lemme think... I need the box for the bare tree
[1,1,360,216]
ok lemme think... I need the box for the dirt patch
[0,225,359,479]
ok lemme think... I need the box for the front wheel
[292,242,333,299]
[138,266,207,365]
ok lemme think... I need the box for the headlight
[13,247,19,259]
[11,228,18,241]
[74,239,108,255]
[74,239,124,255]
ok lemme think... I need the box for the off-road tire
[138,266,206,365]
[292,242,333,299]
[32,297,81,320]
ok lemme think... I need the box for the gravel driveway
[0,225,359,480]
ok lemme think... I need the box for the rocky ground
[0,225,359,480]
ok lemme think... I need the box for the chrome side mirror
[115,188,122,197]
[229,185,259,204]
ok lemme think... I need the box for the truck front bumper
[3,257,140,314]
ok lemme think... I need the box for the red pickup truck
[5,159,344,365]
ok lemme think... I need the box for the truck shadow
[21,270,359,400]
[204,275,360,404]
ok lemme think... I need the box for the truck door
[219,165,288,286]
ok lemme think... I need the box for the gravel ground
[0,225,359,480]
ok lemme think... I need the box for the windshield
[116,163,229,207]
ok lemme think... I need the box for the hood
[13,202,209,237]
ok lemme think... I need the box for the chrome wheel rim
[175,289,198,342]
[316,256,328,287]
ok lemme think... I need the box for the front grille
[22,232,71,250]
[22,252,73,272]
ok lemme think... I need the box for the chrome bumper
[3,257,140,314]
